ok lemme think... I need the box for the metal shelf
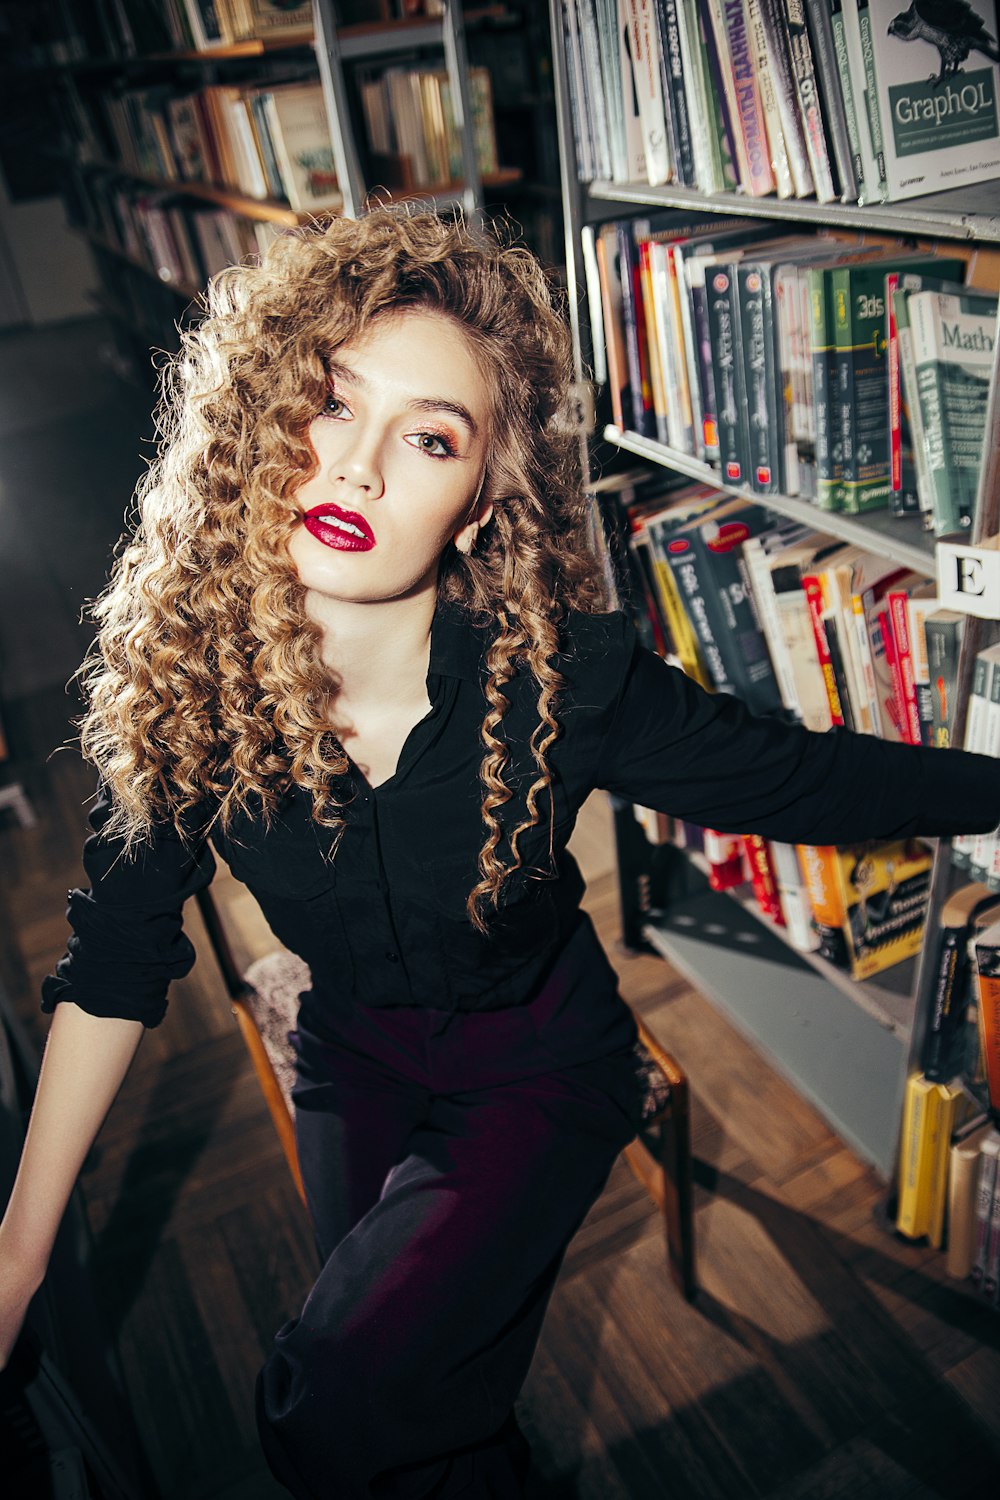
[587,178,1000,244]
[676,848,918,1039]
[604,425,941,578]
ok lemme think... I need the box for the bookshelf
[50,2,526,380]
[548,0,1000,1181]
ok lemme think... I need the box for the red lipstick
[302,502,376,552]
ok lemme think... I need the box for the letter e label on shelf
[937,537,1000,620]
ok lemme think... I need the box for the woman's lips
[302,502,376,552]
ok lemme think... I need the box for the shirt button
[385,950,399,963]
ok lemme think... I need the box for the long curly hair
[77,206,610,931]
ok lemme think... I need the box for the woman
[1,207,998,1499]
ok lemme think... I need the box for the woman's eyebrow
[324,358,479,438]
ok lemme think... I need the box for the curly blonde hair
[78,206,610,931]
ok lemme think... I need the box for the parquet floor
[3,321,1000,1498]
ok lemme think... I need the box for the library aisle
[2,317,1000,1500]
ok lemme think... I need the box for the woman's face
[289,308,493,606]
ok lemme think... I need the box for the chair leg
[658,1079,696,1302]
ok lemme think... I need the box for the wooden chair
[197,891,696,1301]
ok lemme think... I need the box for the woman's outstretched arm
[0,1002,145,1367]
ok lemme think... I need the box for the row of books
[896,1087,999,1299]
[641,810,935,979]
[589,216,998,534]
[66,78,344,215]
[357,65,499,188]
[30,0,314,62]
[77,174,280,293]
[561,1,1000,206]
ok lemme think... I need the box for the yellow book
[897,1073,941,1239]
[926,1081,966,1250]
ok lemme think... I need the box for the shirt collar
[429,599,491,681]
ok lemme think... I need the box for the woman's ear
[453,489,493,555]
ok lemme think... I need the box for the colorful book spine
[720,0,775,195]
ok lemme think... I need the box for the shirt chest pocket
[212,807,352,982]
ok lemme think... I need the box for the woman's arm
[592,619,1000,844]
[0,1002,144,1367]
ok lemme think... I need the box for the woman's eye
[322,390,349,419]
[408,431,457,458]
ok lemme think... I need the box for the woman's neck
[304,587,436,714]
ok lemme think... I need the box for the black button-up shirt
[41,603,1000,1033]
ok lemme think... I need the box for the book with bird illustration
[863,0,1000,200]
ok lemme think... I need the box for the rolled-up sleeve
[40,782,217,1029]
[595,618,1000,846]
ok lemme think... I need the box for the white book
[840,0,887,200]
[970,645,1000,881]
[624,0,673,184]
[263,83,342,214]
[864,0,1000,201]
[617,0,649,181]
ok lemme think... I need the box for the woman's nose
[330,431,384,499]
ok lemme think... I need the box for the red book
[877,605,907,743]
[801,572,846,726]
[742,835,785,925]
[888,588,922,745]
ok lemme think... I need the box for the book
[743,834,786,924]
[971,1132,1000,1291]
[654,0,696,185]
[922,883,1000,1083]
[947,1122,994,1278]
[968,645,1000,883]
[827,0,870,202]
[972,919,1000,1112]
[927,1081,966,1250]
[909,287,999,537]
[803,0,858,201]
[718,0,776,195]
[797,837,933,979]
[923,607,967,748]
[896,1072,942,1238]
[744,0,795,197]
[783,0,838,202]
[831,256,965,514]
[261,83,342,214]
[759,0,815,196]
[866,0,1000,203]
[625,0,673,185]
[887,270,969,513]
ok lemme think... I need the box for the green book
[909,288,999,536]
[832,256,964,514]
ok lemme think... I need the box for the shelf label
[936,537,1000,619]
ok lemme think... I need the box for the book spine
[807,268,840,510]
[888,590,921,745]
[721,0,776,195]
[876,606,905,745]
[646,522,713,685]
[797,842,849,966]
[782,0,837,202]
[625,0,672,184]
[759,0,814,195]
[770,840,820,949]
[801,573,846,725]
[886,270,904,497]
[947,1134,987,1279]
[691,272,721,460]
[928,1084,963,1251]
[655,0,696,185]
[674,247,706,460]
[923,921,971,1083]
[739,263,781,494]
[854,1,888,194]
[896,1073,938,1239]
[664,531,735,693]
[708,263,746,484]
[804,0,857,200]
[827,0,866,200]
[676,0,717,189]
[743,0,794,198]
[970,1139,1000,1291]
[665,244,697,451]
[954,654,991,869]
[971,658,1000,882]
[743,835,786,923]
[983,1151,1000,1300]
[925,614,965,749]
[617,222,655,437]
[640,240,671,446]
[741,536,804,717]
[700,0,749,188]
[709,518,784,714]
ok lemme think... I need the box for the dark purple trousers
[254,949,644,1499]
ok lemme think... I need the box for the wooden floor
[3,321,1000,1498]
